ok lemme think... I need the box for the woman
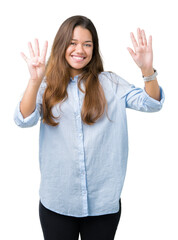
[14,15,165,240]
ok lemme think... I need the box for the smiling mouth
[71,55,86,62]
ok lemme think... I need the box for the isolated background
[1,0,177,239]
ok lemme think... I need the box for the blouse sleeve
[13,80,47,128]
[109,72,165,112]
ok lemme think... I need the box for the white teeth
[72,56,84,60]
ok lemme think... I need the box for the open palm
[21,39,48,83]
[127,28,153,72]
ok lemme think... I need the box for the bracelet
[142,68,158,82]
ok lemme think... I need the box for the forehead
[72,26,92,41]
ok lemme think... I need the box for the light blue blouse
[14,71,165,217]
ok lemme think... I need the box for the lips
[71,55,86,62]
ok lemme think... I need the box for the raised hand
[127,28,154,76]
[21,39,48,84]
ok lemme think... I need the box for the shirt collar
[70,73,83,83]
[70,75,79,83]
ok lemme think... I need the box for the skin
[19,27,160,119]
[65,26,160,101]
[20,39,48,118]
[21,39,48,84]
[127,28,161,101]
[65,26,93,79]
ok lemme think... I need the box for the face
[65,26,93,79]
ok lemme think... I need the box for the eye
[84,44,92,47]
[70,42,76,45]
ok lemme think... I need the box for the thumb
[127,47,136,59]
[20,52,28,62]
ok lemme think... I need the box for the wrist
[142,68,158,82]
[141,67,154,77]
[28,79,41,90]
[29,77,42,85]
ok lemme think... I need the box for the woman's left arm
[127,28,161,101]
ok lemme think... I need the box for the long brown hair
[42,15,110,126]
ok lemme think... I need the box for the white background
[1,0,177,239]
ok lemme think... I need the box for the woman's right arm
[20,79,41,118]
[14,39,48,127]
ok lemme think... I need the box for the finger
[148,35,152,49]
[127,47,136,59]
[28,42,35,58]
[40,41,48,62]
[137,28,144,46]
[32,60,39,66]
[34,38,40,56]
[141,29,147,46]
[20,52,28,62]
[130,32,138,52]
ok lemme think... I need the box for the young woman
[14,15,165,240]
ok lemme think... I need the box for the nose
[75,44,84,53]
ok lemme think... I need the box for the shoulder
[97,71,120,96]
[98,71,130,85]
[99,71,118,83]
[98,71,135,98]
[99,71,132,90]
[98,71,119,90]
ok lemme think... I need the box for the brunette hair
[42,15,110,126]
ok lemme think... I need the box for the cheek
[65,49,72,63]
[65,46,73,57]
[86,47,93,57]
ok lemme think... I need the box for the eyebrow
[71,39,93,43]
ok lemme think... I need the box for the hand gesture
[127,28,154,75]
[21,39,48,84]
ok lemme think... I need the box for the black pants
[39,199,121,240]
